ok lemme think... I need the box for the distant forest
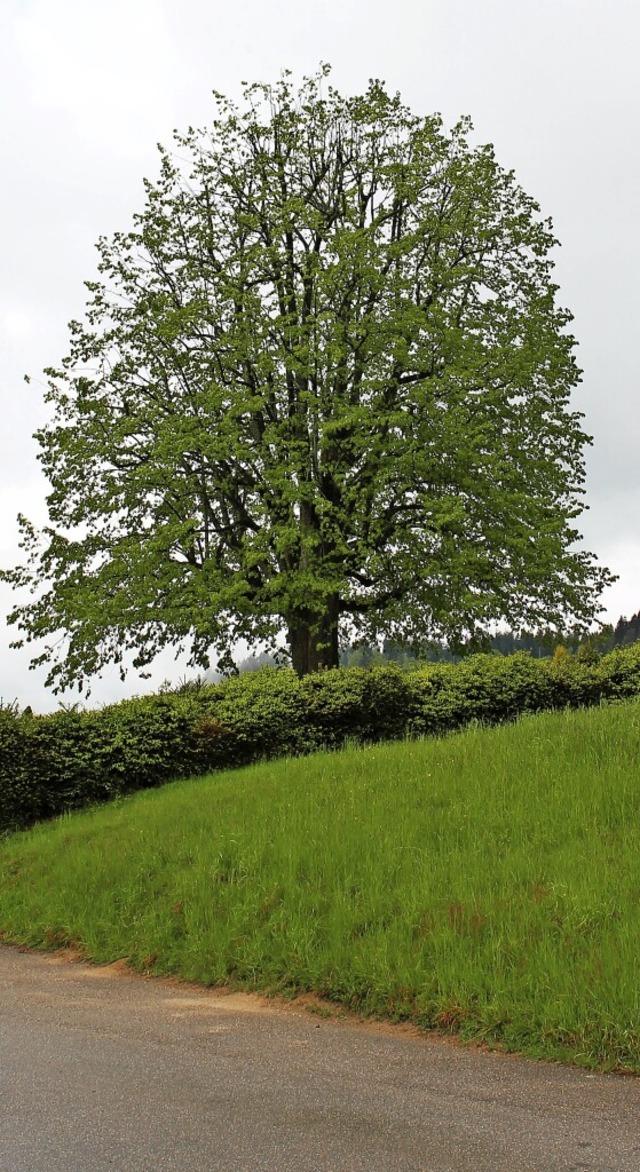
[232,612,640,675]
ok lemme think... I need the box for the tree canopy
[3,66,614,688]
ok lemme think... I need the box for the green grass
[2,700,640,1071]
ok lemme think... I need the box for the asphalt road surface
[1,945,638,1171]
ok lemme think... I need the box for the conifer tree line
[221,611,640,676]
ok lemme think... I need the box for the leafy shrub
[403,652,558,737]
[299,663,413,749]
[196,666,318,765]
[0,693,229,835]
[0,706,34,832]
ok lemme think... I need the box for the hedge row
[2,643,640,835]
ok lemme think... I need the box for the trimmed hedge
[2,643,640,835]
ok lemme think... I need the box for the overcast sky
[1,0,638,710]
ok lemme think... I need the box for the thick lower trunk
[287,594,340,678]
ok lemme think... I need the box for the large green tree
[3,68,613,688]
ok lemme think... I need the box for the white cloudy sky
[1,0,638,710]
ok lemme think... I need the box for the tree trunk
[287,593,340,677]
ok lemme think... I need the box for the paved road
[1,945,638,1171]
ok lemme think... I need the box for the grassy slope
[2,700,640,1071]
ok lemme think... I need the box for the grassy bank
[1,700,639,1071]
